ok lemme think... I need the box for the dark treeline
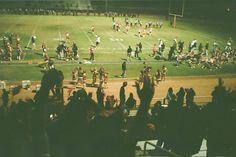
[0,0,235,20]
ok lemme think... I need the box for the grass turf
[0,14,236,82]
[1,62,236,82]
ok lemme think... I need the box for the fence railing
[143,141,181,157]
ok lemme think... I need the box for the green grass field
[0,14,236,82]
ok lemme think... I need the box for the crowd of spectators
[0,8,137,17]
[0,68,236,157]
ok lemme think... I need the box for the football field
[0,14,236,81]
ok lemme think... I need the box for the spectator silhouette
[125,76,155,157]
[125,92,136,114]
[2,89,9,107]
[165,87,176,105]
[186,88,196,108]
[121,61,127,78]
[176,87,185,106]
[96,86,105,109]
[1,71,235,157]
[119,82,127,106]
[204,78,235,156]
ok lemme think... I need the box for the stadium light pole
[168,0,171,15]
[105,0,108,13]
[181,0,185,17]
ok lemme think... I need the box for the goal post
[168,0,185,28]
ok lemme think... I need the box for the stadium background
[0,0,235,19]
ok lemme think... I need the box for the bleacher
[63,0,93,11]
[136,139,207,156]
[79,0,93,10]
[0,0,93,11]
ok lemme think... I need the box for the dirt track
[1,75,236,106]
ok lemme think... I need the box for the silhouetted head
[129,93,133,98]
[168,87,173,93]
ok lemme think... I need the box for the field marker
[109,38,114,41]
[109,38,124,42]
[105,31,126,49]
[66,18,94,45]
[53,38,64,41]
[26,16,42,48]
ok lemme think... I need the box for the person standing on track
[121,61,127,78]
[161,65,168,81]
[155,69,161,85]
[2,89,9,107]
[91,68,98,87]
[96,86,105,109]
[119,81,127,106]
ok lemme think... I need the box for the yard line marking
[141,39,153,47]
[4,16,24,33]
[66,18,90,44]
[57,16,62,41]
[26,16,42,48]
[59,31,62,41]
[81,27,94,45]
[96,26,126,49]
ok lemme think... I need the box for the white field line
[57,16,62,41]
[5,16,24,33]
[69,16,94,45]
[26,16,42,48]
[81,27,94,45]
[140,38,153,48]
[59,32,62,41]
[105,26,154,50]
